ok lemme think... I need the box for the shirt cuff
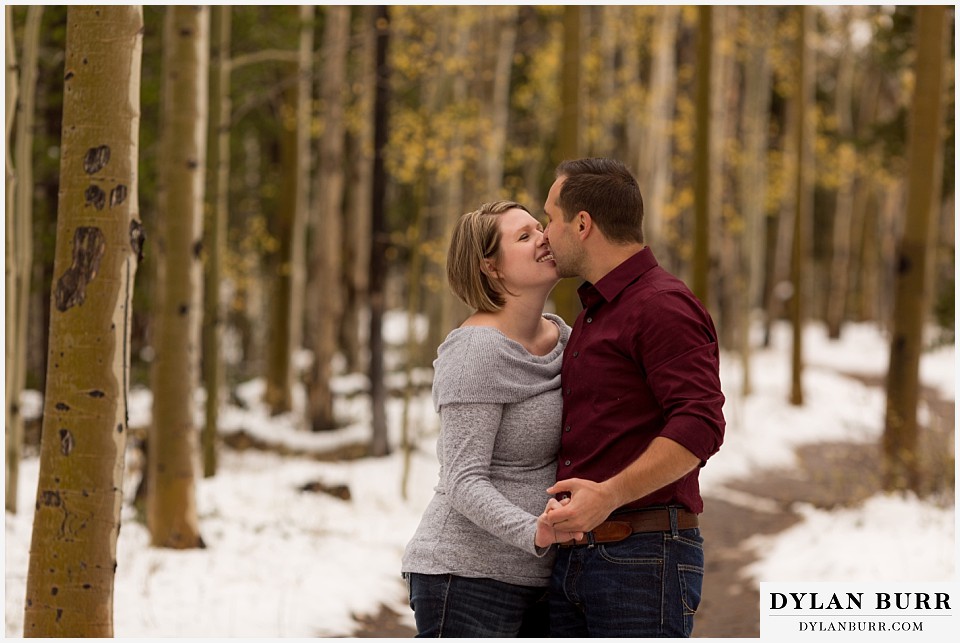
[660,414,722,463]
[534,544,552,557]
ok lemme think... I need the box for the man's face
[543,176,586,279]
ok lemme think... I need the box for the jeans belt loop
[668,505,680,538]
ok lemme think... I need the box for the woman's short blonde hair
[447,200,530,312]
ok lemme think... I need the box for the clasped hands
[533,477,619,548]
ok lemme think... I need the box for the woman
[401,201,580,637]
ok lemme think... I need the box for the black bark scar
[54,227,106,312]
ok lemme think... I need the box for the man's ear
[577,211,593,240]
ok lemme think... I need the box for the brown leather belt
[558,507,699,547]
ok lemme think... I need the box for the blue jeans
[405,572,550,637]
[549,508,705,637]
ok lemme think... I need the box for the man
[541,157,725,637]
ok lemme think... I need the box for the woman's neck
[498,299,548,344]
[466,292,552,350]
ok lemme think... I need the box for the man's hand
[544,438,702,533]
[534,497,583,548]
[542,478,621,533]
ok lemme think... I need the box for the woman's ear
[481,258,500,279]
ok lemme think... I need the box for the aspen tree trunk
[557,6,581,196]
[635,6,678,253]
[876,182,903,327]
[341,6,375,375]
[23,6,144,636]
[369,5,391,457]
[7,6,42,513]
[265,87,298,414]
[763,91,797,348]
[232,131,265,380]
[462,7,487,212]
[867,180,902,328]
[483,6,517,196]
[148,5,208,549]
[623,9,642,181]
[849,181,876,321]
[550,5,583,326]
[713,6,738,347]
[437,9,471,343]
[308,5,349,432]
[692,5,712,306]
[201,4,231,477]
[406,7,447,370]
[400,183,425,500]
[424,8,467,360]
[883,5,948,492]
[825,8,857,340]
[4,9,18,510]
[848,70,882,325]
[789,6,813,406]
[266,7,313,416]
[859,183,885,324]
[737,6,772,396]
[595,6,621,157]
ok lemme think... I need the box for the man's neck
[584,242,645,285]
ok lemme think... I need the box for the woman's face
[487,208,559,294]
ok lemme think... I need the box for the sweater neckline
[448,313,568,362]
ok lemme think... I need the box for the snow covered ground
[4,318,956,637]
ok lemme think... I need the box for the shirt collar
[577,246,659,308]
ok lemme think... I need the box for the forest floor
[350,371,955,638]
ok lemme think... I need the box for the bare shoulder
[541,315,561,343]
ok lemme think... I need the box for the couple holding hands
[401,158,726,638]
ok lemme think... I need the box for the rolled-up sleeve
[631,291,725,463]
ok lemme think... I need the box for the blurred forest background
[3,5,955,636]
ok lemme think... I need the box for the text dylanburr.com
[760,582,958,639]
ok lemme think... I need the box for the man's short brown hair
[556,158,644,244]
[447,200,531,312]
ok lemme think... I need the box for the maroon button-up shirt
[556,247,725,514]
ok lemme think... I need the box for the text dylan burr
[770,592,951,611]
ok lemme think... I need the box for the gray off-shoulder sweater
[401,313,571,587]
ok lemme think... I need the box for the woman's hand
[534,497,584,548]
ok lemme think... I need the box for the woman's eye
[519,233,529,241]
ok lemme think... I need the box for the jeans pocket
[676,529,705,635]
[596,543,663,566]
[678,563,704,617]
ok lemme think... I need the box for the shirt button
[564,460,571,466]
[586,317,593,323]
[564,425,571,432]
[573,351,579,357]
[565,388,571,395]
